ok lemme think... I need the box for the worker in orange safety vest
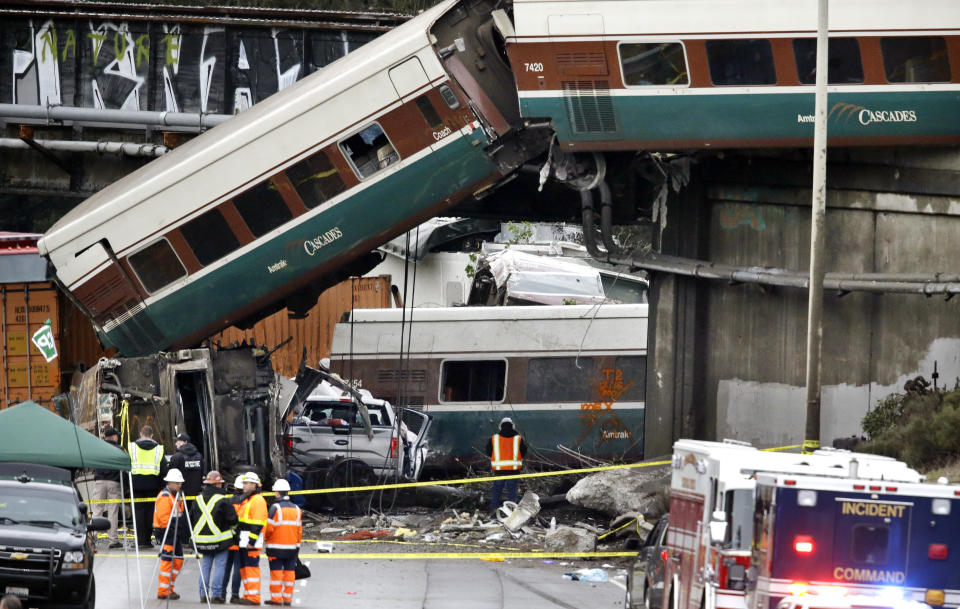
[236,472,268,605]
[485,417,527,513]
[264,479,302,606]
[153,468,188,600]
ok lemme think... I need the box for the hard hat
[234,475,244,491]
[175,432,191,443]
[164,468,185,483]
[273,479,291,493]
[203,470,224,484]
[500,417,514,427]
[241,472,261,486]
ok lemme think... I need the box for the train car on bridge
[37,0,544,356]
[507,0,960,150]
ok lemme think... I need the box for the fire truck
[661,441,925,609]
[747,461,960,609]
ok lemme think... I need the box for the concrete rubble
[565,465,670,517]
[293,464,669,558]
[545,525,596,553]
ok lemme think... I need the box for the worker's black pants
[134,495,154,546]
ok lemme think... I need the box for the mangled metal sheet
[470,249,607,306]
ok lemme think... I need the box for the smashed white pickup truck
[281,365,432,513]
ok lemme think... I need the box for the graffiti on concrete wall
[580,367,635,444]
[1,18,376,114]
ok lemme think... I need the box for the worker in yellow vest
[129,425,167,548]
[485,417,527,513]
[236,472,269,605]
[191,470,238,603]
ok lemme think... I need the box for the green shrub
[859,388,960,471]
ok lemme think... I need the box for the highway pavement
[93,551,626,609]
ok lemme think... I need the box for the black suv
[0,463,110,608]
[626,515,669,609]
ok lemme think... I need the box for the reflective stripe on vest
[266,502,302,550]
[239,494,268,540]
[129,442,163,476]
[491,434,522,471]
[192,494,233,544]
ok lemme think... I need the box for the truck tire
[325,458,376,515]
[78,576,95,609]
[303,465,331,513]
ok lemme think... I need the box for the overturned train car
[71,347,293,480]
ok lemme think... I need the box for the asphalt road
[93,552,626,609]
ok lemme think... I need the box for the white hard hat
[164,468,185,483]
[233,475,244,491]
[241,472,262,486]
[273,479,291,493]
[500,417,514,427]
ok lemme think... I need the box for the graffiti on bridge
[2,18,376,115]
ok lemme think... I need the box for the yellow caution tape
[597,518,640,541]
[88,443,803,504]
[97,551,637,560]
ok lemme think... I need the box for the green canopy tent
[0,400,129,471]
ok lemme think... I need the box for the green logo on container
[31,319,58,363]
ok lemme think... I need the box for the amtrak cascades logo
[804,103,919,126]
[303,227,343,256]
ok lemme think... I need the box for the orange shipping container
[208,275,393,378]
[1,282,60,407]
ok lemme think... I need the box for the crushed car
[281,365,432,513]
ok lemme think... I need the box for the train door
[57,241,142,324]
[162,357,219,471]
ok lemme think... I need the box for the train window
[438,84,460,109]
[851,523,889,564]
[881,37,950,83]
[706,39,777,86]
[415,95,444,130]
[619,42,689,86]
[286,149,347,209]
[232,180,292,237]
[339,122,400,179]
[793,38,864,84]
[614,356,647,401]
[440,360,506,402]
[128,239,186,293]
[180,208,241,267]
[526,358,596,402]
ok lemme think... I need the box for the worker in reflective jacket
[191,471,238,603]
[485,417,527,512]
[236,472,269,605]
[129,425,168,548]
[264,479,302,606]
[154,468,188,600]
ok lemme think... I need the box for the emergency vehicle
[661,441,923,609]
[748,462,960,609]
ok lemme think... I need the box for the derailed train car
[71,346,295,479]
[38,0,547,357]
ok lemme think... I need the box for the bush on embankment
[858,385,960,472]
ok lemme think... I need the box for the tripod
[144,489,213,609]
